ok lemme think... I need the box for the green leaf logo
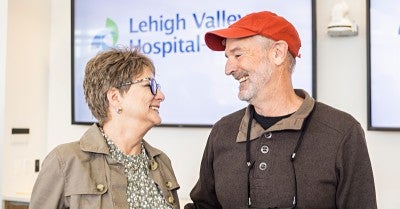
[91,18,119,49]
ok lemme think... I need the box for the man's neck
[252,89,303,117]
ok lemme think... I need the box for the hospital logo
[91,18,119,49]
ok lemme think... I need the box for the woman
[29,48,180,209]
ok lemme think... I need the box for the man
[184,11,377,209]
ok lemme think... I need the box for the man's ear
[107,87,121,110]
[269,40,289,65]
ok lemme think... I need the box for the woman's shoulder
[46,140,96,165]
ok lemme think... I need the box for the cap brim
[204,27,257,51]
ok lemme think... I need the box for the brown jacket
[185,90,377,209]
[29,124,180,209]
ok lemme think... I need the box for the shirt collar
[236,89,315,142]
[79,124,163,159]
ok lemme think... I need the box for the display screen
[72,0,315,126]
[367,0,400,130]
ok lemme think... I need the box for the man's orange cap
[204,11,301,58]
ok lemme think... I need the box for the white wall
[2,0,400,208]
[0,0,8,208]
[1,0,50,203]
[317,1,400,208]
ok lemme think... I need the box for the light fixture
[327,0,358,37]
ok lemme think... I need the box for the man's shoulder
[314,101,361,132]
[216,107,246,125]
[316,102,357,120]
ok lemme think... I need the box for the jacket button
[263,132,272,139]
[260,145,269,154]
[168,196,175,204]
[259,162,268,171]
[166,181,173,189]
[96,184,105,192]
[150,161,158,170]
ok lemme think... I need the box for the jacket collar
[236,89,315,142]
[79,124,163,158]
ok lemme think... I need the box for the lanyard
[245,104,315,207]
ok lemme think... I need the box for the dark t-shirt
[253,111,293,130]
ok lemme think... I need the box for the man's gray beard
[238,92,251,103]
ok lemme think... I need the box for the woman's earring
[116,107,122,114]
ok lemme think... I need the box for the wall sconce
[327,0,358,37]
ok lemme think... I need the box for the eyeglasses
[117,77,161,95]
[245,105,315,209]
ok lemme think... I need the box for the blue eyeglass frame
[117,77,161,95]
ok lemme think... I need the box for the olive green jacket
[29,124,180,209]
